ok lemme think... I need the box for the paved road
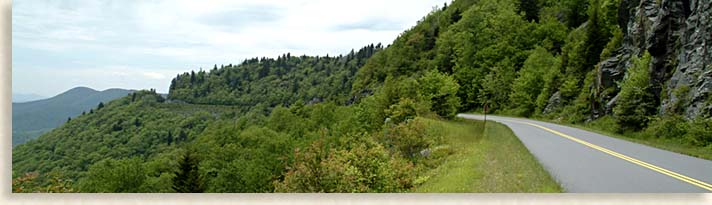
[458,114,712,193]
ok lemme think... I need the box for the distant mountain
[12,87,134,146]
[12,93,46,103]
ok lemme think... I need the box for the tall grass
[413,118,562,192]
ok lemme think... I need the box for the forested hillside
[12,0,712,193]
[12,87,133,146]
[352,0,711,145]
[168,44,382,107]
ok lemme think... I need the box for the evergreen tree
[166,131,173,145]
[564,0,589,28]
[172,150,204,193]
[613,52,655,131]
[583,0,610,72]
[518,0,540,22]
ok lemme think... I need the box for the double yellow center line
[502,118,712,192]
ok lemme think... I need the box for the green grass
[562,117,712,161]
[413,118,562,192]
[471,111,712,161]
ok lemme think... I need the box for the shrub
[641,116,688,140]
[684,118,712,147]
[585,115,619,134]
[386,98,419,124]
[274,137,415,193]
[383,118,441,159]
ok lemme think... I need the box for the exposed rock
[419,148,431,158]
[605,93,620,114]
[543,91,563,114]
[660,0,712,119]
[595,0,711,119]
[308,97,323,105]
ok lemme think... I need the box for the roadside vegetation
[564,116,712,161]
[414,119,561,192]
[16,0,710,193]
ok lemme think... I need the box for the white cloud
[12,0,451,97]
[142,72,167,80]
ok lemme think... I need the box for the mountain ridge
[12,86,135,146]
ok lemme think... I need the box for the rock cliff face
[595,0,711,119]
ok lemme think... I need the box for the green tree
[172,150,204,193]
[518,0,540,22]
[583,0,611,72]
[418,70,461,119]
[613,52,654,131]
[479,60,517,112]
[78,157,146,192]
[563,0,589,28]
[509,47,560,116]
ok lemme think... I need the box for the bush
[685,118,712,147]
[386,98,419,124]
[585,115,619,134]
[382,118,441,159]
[274,137,415,193]
[641,116,688,140]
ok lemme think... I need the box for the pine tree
[583,0,610,71]
[519,0,540,22]
[178,130,187,142]
[97,102,104,110]
[166,131,173,145]
[613,52,655,131]
[564,0,589,28]
[172,150,204,193]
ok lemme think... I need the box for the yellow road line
[499,118,712,192]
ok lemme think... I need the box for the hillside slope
[12,87,133,145]
[12,0,711,193]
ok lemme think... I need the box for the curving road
[458,114,712,193]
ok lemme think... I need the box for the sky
[12,0,450,97]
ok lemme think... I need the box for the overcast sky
[12,0,450,97]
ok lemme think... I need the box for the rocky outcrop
[595,0,711,119]
[661,0,712,119]
[543,91,563,114]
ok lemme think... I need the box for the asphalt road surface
[458,114,712,193]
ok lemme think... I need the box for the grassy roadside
[413,118,562,192]
[558,118,712,161]
[475,112,712,161]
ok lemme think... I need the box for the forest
[12,0,712,192]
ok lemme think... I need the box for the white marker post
[483,102,488,136]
